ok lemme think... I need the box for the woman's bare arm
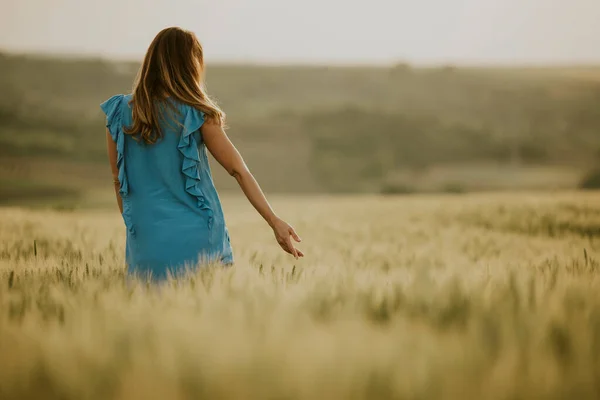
[106,129,123,214]
[202,122,303,259]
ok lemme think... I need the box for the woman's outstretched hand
[271,218,304,259]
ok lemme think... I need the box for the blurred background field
[1,53,600,207]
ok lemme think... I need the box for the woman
[101,27,303,281]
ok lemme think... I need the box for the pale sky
[1,0,599,65]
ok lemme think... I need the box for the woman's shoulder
[100,93,133,115]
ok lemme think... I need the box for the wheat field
[1,192,600,400]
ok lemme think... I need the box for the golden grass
[1,192,600,400]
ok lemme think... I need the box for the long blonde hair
[125,27,224,144]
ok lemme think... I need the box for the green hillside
[1,52,599,204]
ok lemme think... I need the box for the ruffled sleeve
[100,94,128,197]
[177,106,214,229]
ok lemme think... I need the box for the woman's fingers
[285,237,299,259]
[275,222,303,259]
[289,228,304,257]
[290,228,302,243]
[279,240,303,259]
[278,237,294,255]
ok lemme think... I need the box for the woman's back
[102,27,302,283]
[101,94,232,280]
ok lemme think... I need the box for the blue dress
[101,94,233,280]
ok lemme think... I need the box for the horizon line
[3,48,600,69]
